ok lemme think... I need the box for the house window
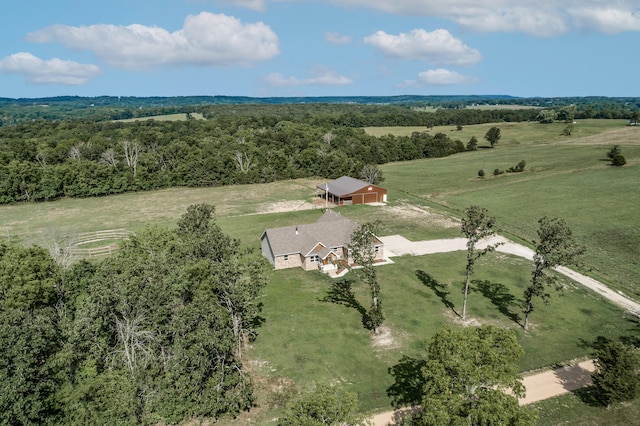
[310,255,320,263]
[283,254,289,261]
[374,246,380,253]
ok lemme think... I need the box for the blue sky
[1,0,640,99]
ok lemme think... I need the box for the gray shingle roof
[261,210,358,256]
[316,176,372,197]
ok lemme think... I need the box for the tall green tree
[460,206,501,321]
[484,127,501,148]
[522,217,585,331]
[0,243,63,424]
[349,222,384,334]
[592,341,640,407]
[419,326,536,426]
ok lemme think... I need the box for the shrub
[477,169,485,177]
[607,145,621,160]
[612,155,626,167]
[493,168,503,176]
[507,160,526,173]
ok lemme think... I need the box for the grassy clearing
[364,119,624,142]
[116,112,205,122]
[532,388,640,425]
[379,120,640,299]
[245,252,637,421]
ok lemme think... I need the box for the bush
[607,145,621,160]
[592,341,640,406]
[612,155,627,167]
[493,168,503,176]
[477,169,485,177]
[507,160,526,173]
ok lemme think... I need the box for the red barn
[317,176,387,206]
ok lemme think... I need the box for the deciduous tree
[592,341,640,407]
[460,205,501,321]
[278,383,364,426]
[419,326,536,426]
[484,127,501,148]
[522,217,585,331]
[349,222,384,334]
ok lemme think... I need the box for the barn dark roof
[316,176,372,197]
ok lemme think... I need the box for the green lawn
[532,388,640,426]
[245,253,638,421]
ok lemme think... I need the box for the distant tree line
[0,114,471,203]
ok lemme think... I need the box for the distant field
[363,118,623,140]
[377,120,640,299]
[116,112,205,122]
[466,104,543,110]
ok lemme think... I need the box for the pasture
[115,112,205,122]
[0,119,638,423]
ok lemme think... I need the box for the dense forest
[2,96,638,204]
[0,204,266,425]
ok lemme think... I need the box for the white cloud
[364,29,481,66]
[403,68,479,86]
[569,7,640,33]
[265,68,352,87]
[325,32,352,45]
[316,0,640,36]
[27,12,280,70]
[0,52,100,85]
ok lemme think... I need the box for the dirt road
[369,360,596,425]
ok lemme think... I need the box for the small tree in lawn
[466,136,478,151]
[349,222,383,334]
[522,217,585,331]
[484,127,501,148]
[460,205,502,321]
[592,341,640,407]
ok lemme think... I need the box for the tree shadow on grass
[416,270,459,317]
[321,277,371,329]
[472,279,522,325]
[573,386,606,408]
[387,355,427,409]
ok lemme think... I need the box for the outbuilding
[317,176,387,206]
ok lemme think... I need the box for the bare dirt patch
[371,325,404,351]
[383,202,459,229]
[255,200,315,214]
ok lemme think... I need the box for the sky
[1,0,640,99]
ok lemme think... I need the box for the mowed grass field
[0,119,638,423]
[374,120,640,300]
